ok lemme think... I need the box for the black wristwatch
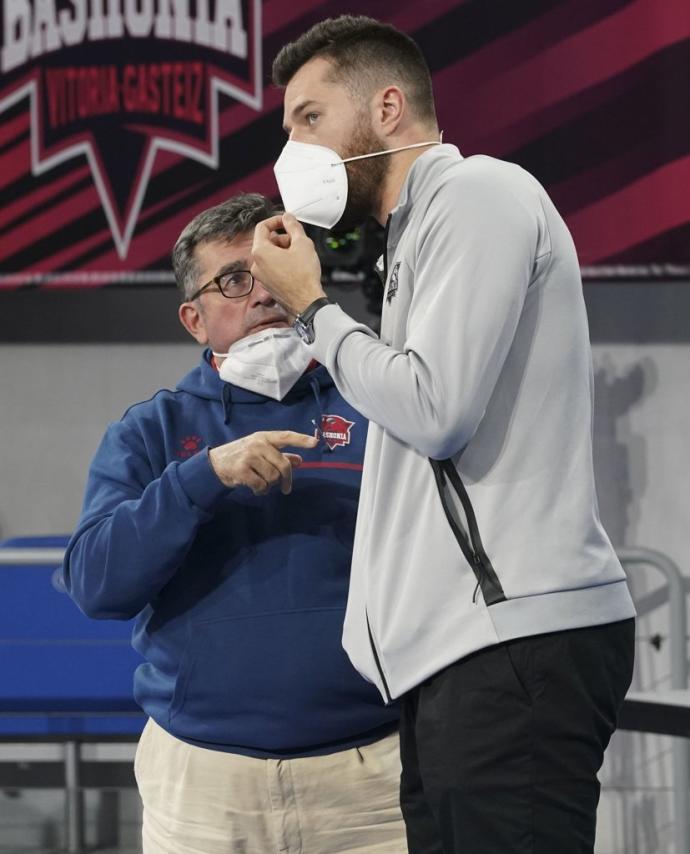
[293,297,334,344]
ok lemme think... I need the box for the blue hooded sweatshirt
[63,351,398,757]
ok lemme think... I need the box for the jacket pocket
[429,457,505,606]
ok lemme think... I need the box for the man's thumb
[283,212,303,234]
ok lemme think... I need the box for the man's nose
[252,281,276,305]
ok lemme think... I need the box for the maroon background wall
[1,0,689,288]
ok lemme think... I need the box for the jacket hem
[488,579,637,642]
[366,579,636,701]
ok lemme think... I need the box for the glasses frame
[188,270,255,302]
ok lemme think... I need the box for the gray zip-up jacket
[308,144,635,702]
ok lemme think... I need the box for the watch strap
[297,297,333,327]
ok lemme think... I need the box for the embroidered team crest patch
[316,415,355,451]
[386,261,401,302]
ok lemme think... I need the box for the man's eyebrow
[215,260,247,277]
[283,99,319,134]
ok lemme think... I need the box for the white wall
[591,343,690,854]
[592,344,690,571]
[0,343,196,537]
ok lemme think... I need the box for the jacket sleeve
[308,171,544,458]
[62,419,228,620]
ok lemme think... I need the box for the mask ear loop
[337,135,444,166]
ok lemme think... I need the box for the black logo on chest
[386,261,401,303]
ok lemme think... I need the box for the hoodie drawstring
[308,374,332,452]
[221,384,232,425]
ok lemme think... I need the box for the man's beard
[335,118,389,231]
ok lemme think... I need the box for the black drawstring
[308,374,332,452]
[221,385,232,425]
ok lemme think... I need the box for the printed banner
[1,0,689,287]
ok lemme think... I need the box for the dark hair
[272,15,437,127]
[172,193,278,301]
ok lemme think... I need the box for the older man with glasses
[62,193,406,854]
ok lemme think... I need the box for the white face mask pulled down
[213,328,313,401]
[273,136,443,230]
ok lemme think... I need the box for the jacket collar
[387,144,464,247]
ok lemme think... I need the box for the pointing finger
[264,430,318,450]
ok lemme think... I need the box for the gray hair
[172,193,278,301]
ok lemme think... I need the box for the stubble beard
[335,118,390,231]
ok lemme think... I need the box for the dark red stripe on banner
[0,166,91,234]
[73,163,276,276]
[0,141,31,191]
[419,0,633,84]
[0,186,100,264]
[29,162,275,283]
[510,38,690,210]
[387,0,468,34]
[568,155,690,264]
[435,0,690,155]
[11,224,115,281]
[0,112,30,153]
[262,0,338,35]
[603,222,690,267]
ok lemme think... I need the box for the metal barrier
[619,547,689,854]
[0,547,66,564]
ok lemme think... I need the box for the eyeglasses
[188,270,254,302]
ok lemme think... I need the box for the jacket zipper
[382,214,391,292]
[366,610,393,704]
[430,458,506,606]
[362,216,395,706]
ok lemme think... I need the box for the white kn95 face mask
[273,137,442,230]
[213,328,313,401]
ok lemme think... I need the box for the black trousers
[399,618,635,854]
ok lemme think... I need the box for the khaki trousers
[135,718,407,853]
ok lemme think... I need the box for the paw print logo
[178,435,203,459]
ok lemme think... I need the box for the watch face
[294,317,314,344]
[294,298,332,344]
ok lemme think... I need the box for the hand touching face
[251,214,327,316]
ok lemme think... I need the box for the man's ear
[373,85,405,137]
[178,301,209,345]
